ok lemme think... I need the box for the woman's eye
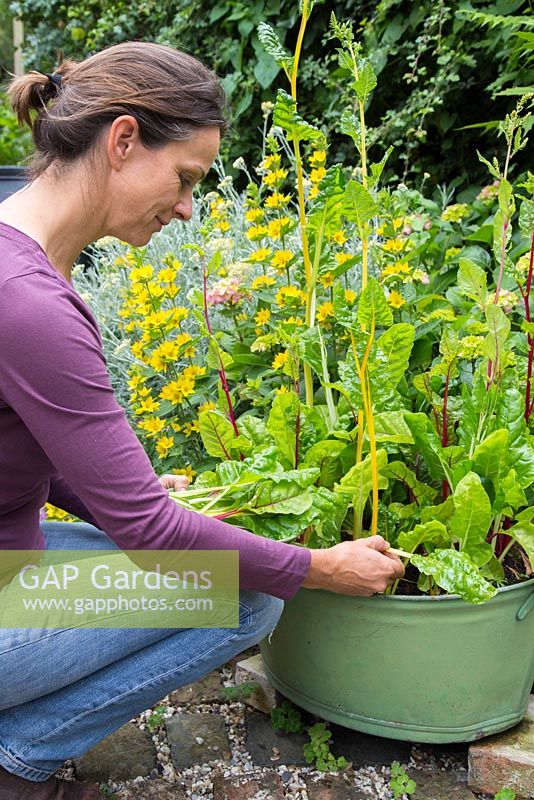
[178,173,192,189]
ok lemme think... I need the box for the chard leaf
[516,506,534,522]
[238,416,274,450]
[343,180,379,231]
[273,89,323,143]
[302,487,350,546]
[457,258,487,307]
[411,550,498,604]
[207,338,233,370]
[373,412,414,444]
[457,372,495,455]
[307,165,346,236]
[492,469,527,515]
[483,303,510,364]
[374,323,415,389]
[247,468,319,515]
[266,391,300,469]
[479,555,505,583]
[398,520,450,554]
[420,497,455,526]
[450,472,493,566]
[382,461,437,505]
[335,449,388,523]
[507,522,534,568]
[333,285,359,332]
[404,413,451,483]
[257,22,294,76]
[473,429,509,484]
[495,373,534,487]
[303,440,346,488]
[300,326,323,377]
[353,59,377,102]
[198,410,251,460]
[357,277,393,328]
[339,108,361,148]
[519,197,534,239]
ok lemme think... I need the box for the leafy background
[1,0,533,186]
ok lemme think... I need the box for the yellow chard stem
[290,0,315,407]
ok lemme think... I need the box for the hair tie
[44,72,62,92]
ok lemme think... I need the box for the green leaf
[507,522,534,568]
[238,416,274,450]
[368,147,394,189]
[495,373,534,487]
[483,303,510,364]
[383,461,437,505]
[198,410,251,460]
[301,486,350,546]
[333,285,359,332]
[266,390,300,469]
[374,323,415,389]
[420,497,455,526]
[493,469,527,515]
[257,22,294,76]
[450,472,492,566]
[343,180,379,231]
[519,197,534,239]
[473,429,509,484]
[339,108,361,148]
[457,258,487,307]
[477,150,501,180]
[404,413,451,483]
[303,440,346,488]
[373,412,414,444]
[299,327,323,377]
[307,165,346,236]
[357,277,393,328]
[207,338,233,370]
[247,469,319,515]
[411,550,498,603]
[353,59,377,102]
[398,520,450,554]
[335,449,388,524]
[273,89,323,143]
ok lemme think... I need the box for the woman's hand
[302,535,405,597]
[159,474,191,492]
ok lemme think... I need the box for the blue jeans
[0,522,283,781]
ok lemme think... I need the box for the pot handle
[516,589,534,621]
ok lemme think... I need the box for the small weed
[98,784,115,797]
[494,789,516,800]
[303,722,349,772]
[221,681,258,702]
[390,761,416,799]
[271,700,305,733]
[146,704,167,732]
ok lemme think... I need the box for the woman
[0,42,404,800]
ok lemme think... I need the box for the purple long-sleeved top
[0,222,311,599]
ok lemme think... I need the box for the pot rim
[308,575,534,604]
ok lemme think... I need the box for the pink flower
[206,278,244,305]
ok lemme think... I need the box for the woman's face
[104,122,220,245]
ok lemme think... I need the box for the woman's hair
[7,42,228,178]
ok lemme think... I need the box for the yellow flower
[245,207,264,223]
[172,307,189,324]
[129,265,154,282]
[183,364,206,378]
[248,248,272,263]
[310,167,327,183]
[333,230,347,245]
[272,350,289,370]
[172,465,197,480]
[255,308,271,326]
[317,302,334,322]
[218,220,231,232]
[308,186,319,200]
[263,168,288,186]
[335,252,352,266]
[175,332,193,348]
[199,401,217,414]
[156,435,174,458]
[160,375,196,405]
[135,397,160,415]
[286,315,304,326]
[382,239,405,253]
[251,275,276,290]
[131,341,145,359]
[261,153,281,170]
[388,290,406,309]
[345,289,356,304]
[183,346,196,359]
[275,385,290,394]
[246,224,269,241]
[309,149,326,167]
[275,285,306,307]
[158,267,177,283]
[265,192,291,208]
[183,420,200,437]
[164,284,179,299]
[320,272,334,289]
[139,416,166,438]
[267,217,291,240]
[271,250,294,271]
[128,374,146,390]
[392,217,404,230]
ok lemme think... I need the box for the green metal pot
[260,579,534,743]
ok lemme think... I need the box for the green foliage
[220,681,258,701]
[389,761,416,799]
[303,722,349,772]
[0,92,32,165]
[145,704,167,731]
[10,0,534,185]
[271,699,304,733]
[494,789,516,800]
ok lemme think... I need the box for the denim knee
[238,591,284,645]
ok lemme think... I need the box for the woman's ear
[106,115,141,171]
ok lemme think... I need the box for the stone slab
[166,713,231,768]
[235,654,280,714]
[75,724,156,783]
[245,711,309,766]
[468,695,534,798]
[409,769,477,800]
[111,778,188,800]
[304,772,368,800]
[168,670,224,705]
[212,768,284,800]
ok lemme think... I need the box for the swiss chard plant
[157,5,534,604]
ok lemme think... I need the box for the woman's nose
[173,196,193,222]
